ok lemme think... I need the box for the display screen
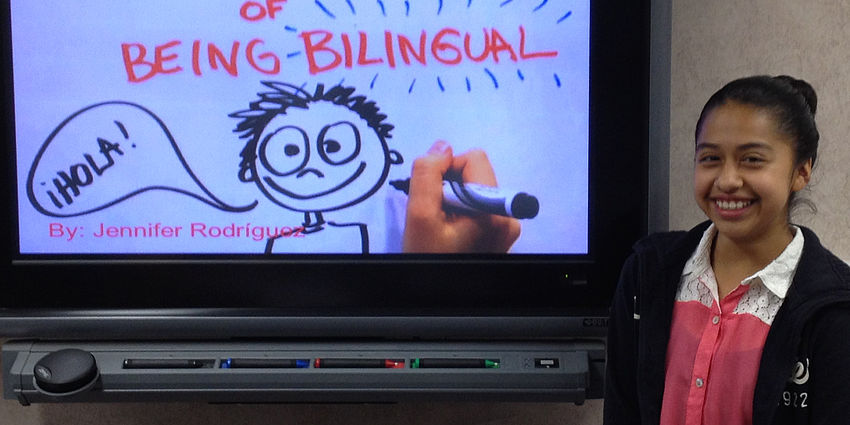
[10,0,589,256]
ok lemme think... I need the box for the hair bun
[774,75,817,116]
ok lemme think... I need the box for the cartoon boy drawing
[231,82,403,254]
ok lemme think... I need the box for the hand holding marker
[390,178,539,219]
[401,141,523,253]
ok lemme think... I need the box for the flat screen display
[0,0,653,341]
[11,0,589,256]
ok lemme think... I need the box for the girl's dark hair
[695,75,819,168]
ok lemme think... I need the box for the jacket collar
[634,222,850,425]
[752,225,850,425]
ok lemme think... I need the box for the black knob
[33,349,99,395]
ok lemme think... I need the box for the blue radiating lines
[554,74,562,87]
[437,77,445,92]
[315,0,336,18]
[484,69,499,88]
[408,79,416,93]
[500,0,514,7]
[287,51,301,58]
[466,77,471,92]
[370,74,379,89]
[437,0,443,15]
[346,0,356,14]
[517,69,525,81]
[467,0,472,7]
[533,0,548,11]
[285,26,298,32]
[557,11,572,23]
[405,0,410,16]
[377,0,386,16]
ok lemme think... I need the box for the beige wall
[3,0,850,423]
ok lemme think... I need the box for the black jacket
[604,222,850,425]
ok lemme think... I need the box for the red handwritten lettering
[432,28,462,65]
[240,2,266,21]
[489,28,517,63]
[208,42,240,76]
[341,33,354,68]
[125,39,283,80]
[301,30,342,74]
[357,31,382,66]
[191,41,203,75]
[246,39,281,74]
[464,29,490,62]
[299,27,558,75]
[122,43,153,82]
[384,31,397,68]
[240,0,287,22]
[120,26,558,81]
[519,25,558,59]
[398,31,427,65]
[121,41,183,83]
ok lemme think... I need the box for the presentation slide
[11,0,589,254]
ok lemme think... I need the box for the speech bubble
[26,101,255,217]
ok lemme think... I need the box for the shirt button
[695,378,704,388]
[712,316,720,325]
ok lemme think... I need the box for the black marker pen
[389,179,539,219]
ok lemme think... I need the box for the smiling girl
[604,76,850,425]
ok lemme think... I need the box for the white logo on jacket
[790,358,810,385]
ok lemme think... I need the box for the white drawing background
[12,0,589,254]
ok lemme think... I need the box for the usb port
[534,358,559,368]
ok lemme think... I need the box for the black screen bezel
[0,0,650,339]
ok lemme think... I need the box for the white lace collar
[681,223,804,300]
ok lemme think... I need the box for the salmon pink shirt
[660,224,804,425]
